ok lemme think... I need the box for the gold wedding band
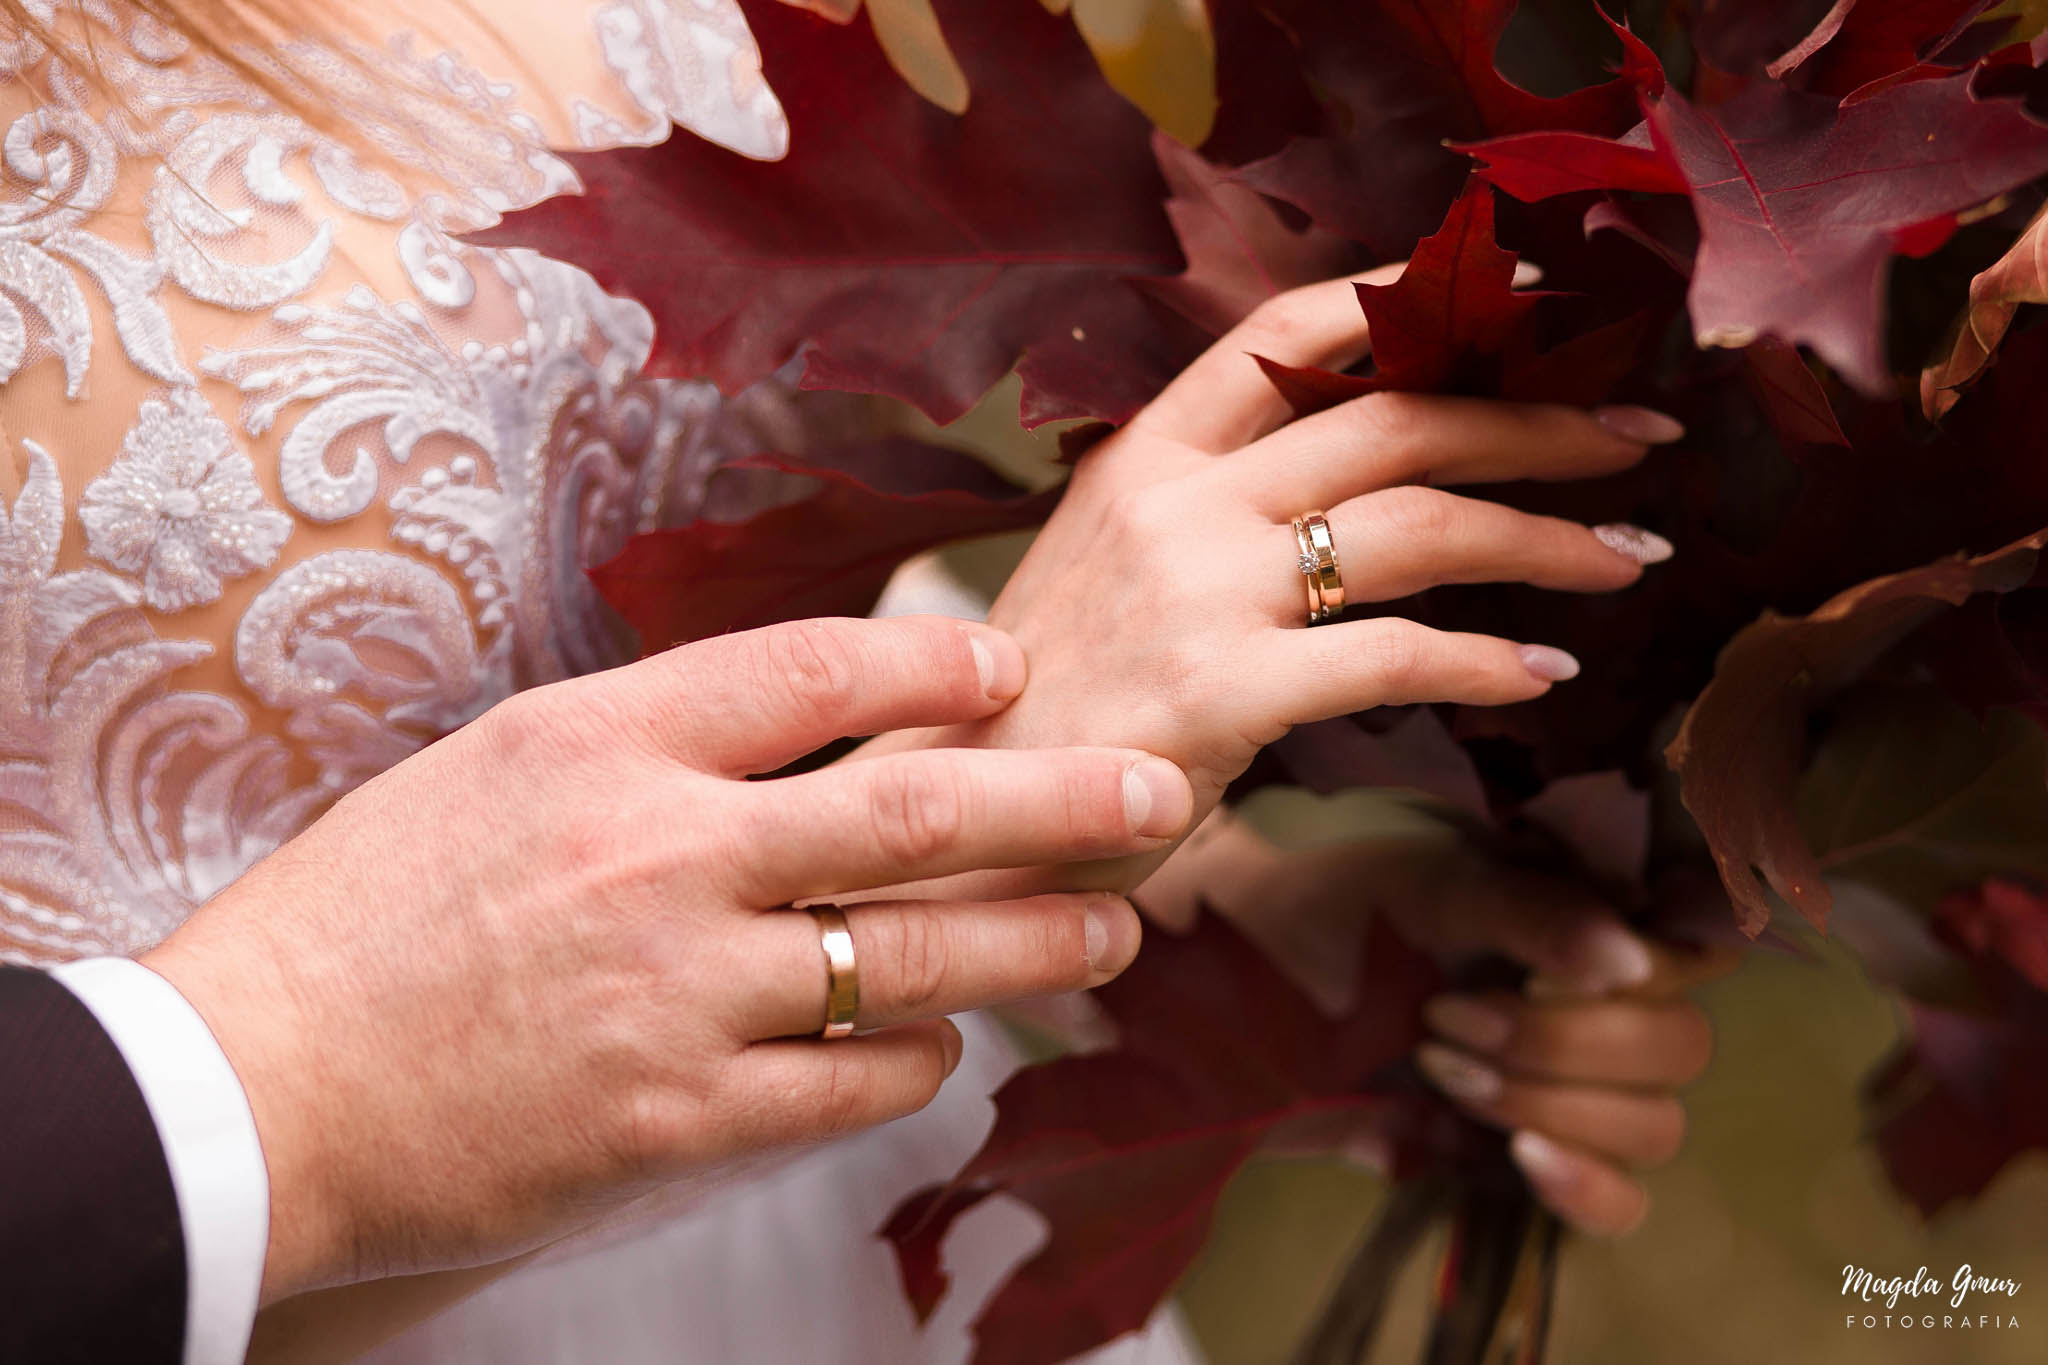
[810,905,859,1039]
[1291,510,1345,625]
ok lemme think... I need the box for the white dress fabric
[0,1,1198,1359]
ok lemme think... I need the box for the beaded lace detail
[0,0,790,961]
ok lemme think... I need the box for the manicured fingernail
[1510,1130,1578,1192]
[1416,1042,1503,1104]
[1424,995,1514,1053]
[1124,758,1193,838]
[1593,523,1675,566]
[940,1020,965,1074]
[1518,644,1581,682]
[1512,261,1544,288]
[968,630,1025,700]
[1593,405,1686,444]
[1083,898,1140,973]
[1581,922,1656,993]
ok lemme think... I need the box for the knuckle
[812,1054,867,1139]
[758,622,864,729]
[1375,483,1462,545]
[1240,287,1318,348]
[887,905,953,1018]
[1357,618,1427,692]
[869,759,970,868]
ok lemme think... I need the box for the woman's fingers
[1511,1131,1652,1237]
[720,1018,965,1151]
[607,616,1029,777]
[1133,271,1399,452]
[736,747,1194,904]
[1293,486,1663,612]
[1421,992,1714,1089]
[1414,1042,1688,1169]
[1266,616,1566,723]
[738,893,1143,1039]
[1231,392,1682,515]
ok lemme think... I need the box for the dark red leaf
[1470,60,2048,393]
[474,0,1185,426]
[1667,531,2048,935]
[1143,134,1363,339]
[1220,0,1641,255]
[1460,128,1688,199]
[1741,335,1850,446]
[883,912,1440,1365]
[1940,878,2048,990]
[589,439,1058,654]
[1767,0,1998,94]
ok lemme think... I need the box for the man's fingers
[1133,271,1399,452]
[1421,992,1714,1089]
[1231,393,1679,516]
[1415,1043,1687,1171]
[719,1019,964,1151]
[605,617,1028,775]
[1512,1131,1652,1237]
[738,893,1142,1039]
[735,747,1194,904]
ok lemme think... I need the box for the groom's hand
[143,616,1193,1301]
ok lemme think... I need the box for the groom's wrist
[143,915,349,1307]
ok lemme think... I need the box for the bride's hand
[1144,813,1736,1236]
[143,616,1193,1303]
[884,272,1680,886]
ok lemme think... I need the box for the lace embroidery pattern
[0,0,789,964]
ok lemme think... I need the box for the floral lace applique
[0,0,792,963]
[79,389,293,610]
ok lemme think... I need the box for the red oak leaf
[1469,46,2048,394]
[882,911,1439,1365]
[1251,181,1534,407]
[1216,0,1641,256]
[1142,134,1363,340]
[1667,531,2048,935]
[1767,0,1999,95]
[474,0,1187,426]
[589,439,1057,654]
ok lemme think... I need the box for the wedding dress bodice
[0,0,792,963]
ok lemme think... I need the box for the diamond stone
[1297,552,1318,575]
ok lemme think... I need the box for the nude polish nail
[1593,523,1675,566]
[1594,405,1686,444]
[1518,644,1581,683]
[1510,1130,1579,1192]
[1416,1042,1503,1105]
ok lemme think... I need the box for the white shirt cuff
[51,957,269,1365]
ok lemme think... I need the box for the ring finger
[1415,1041,1688,1169]
[738,892,1143,1039]
[1256,486,1661,622]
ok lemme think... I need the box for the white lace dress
[0,2,1197,1359]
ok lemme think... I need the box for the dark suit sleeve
[0,965,186,1364]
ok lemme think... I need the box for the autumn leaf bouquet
[482,0,2048,1360]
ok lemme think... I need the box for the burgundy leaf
[1220,0,1641,255]
[1667,531,2048,935]
[590,439,1057,654]
[1767,0,1999,94]
[883,912,1439,1365]
[1470,52,2048,393]
[475,0,1186,426]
